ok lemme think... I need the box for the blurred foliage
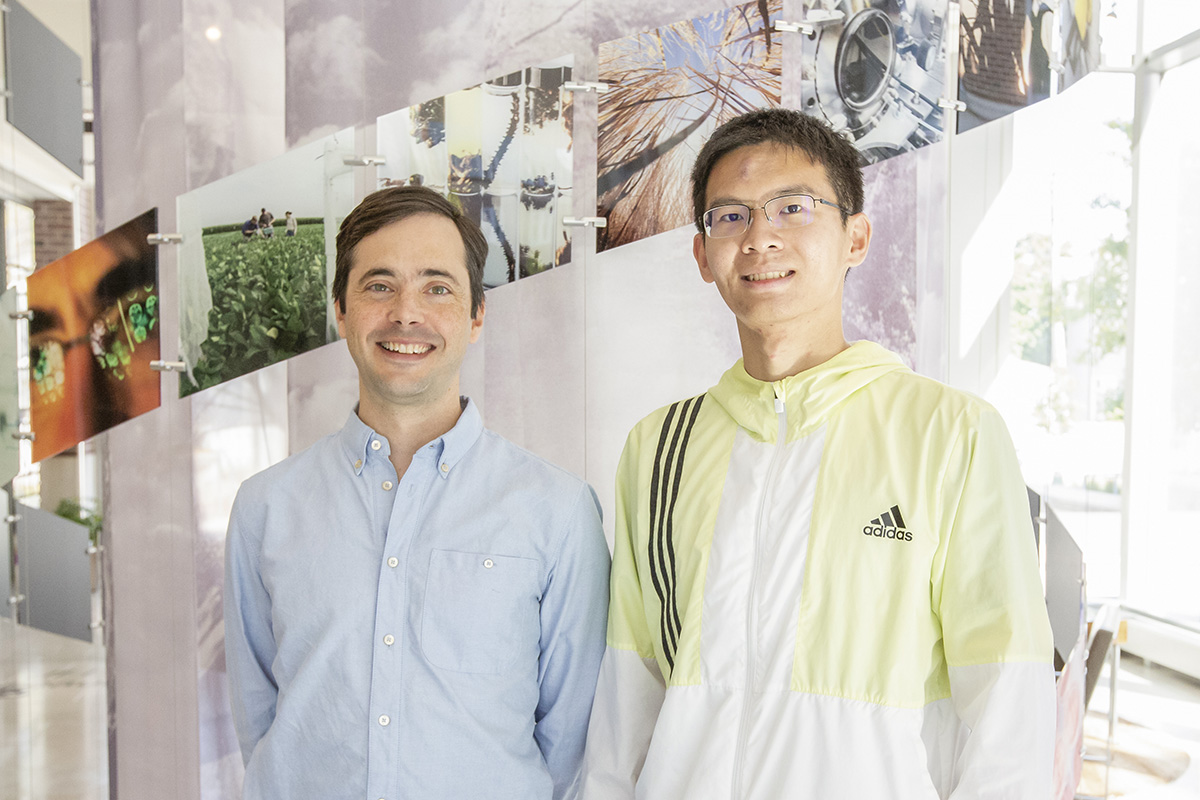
[54,498,102,546]
[1011,232,1054,365]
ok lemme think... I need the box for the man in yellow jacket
[582,108,1055,799]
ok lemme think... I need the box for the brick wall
[32,199,75,269]
[961,1,1029,105]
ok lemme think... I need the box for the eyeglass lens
[703,194,818,238]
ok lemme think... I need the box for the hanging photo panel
[376,56,575,288]
[596,1,782,252]
[958,0,1052,132]
[177,127,356,397]
[798,0,950,163]
[28,208,160,461]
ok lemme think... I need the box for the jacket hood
[708,341,909,443]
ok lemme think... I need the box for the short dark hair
[333,186,487,318]
[691,108,864,231]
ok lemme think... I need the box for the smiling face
[336,213,483,422]
[693,142,871,374]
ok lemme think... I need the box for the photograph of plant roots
[596,1,781,252]
[798,0,948,164]
[176,128,356,397]
[958,0,1053,133]
[28,209,160,460]
[376,56,574,288]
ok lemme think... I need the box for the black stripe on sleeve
[655,398,692,666]
[646,402,679,667]
[645,394,706,674]
[663,394,704,641]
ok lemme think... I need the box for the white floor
[1083,654,1200,799]
[0,619,107,800]
[2,616,1199,800]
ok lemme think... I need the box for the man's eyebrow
[418,268,462,284]
[356,266,463,285]
[707,185,823,208]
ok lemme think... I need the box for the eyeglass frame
[698,193,852,239]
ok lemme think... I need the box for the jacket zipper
[730,381,788,798]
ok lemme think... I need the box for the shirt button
[440,462,449,473]
[382,480,393,491]
[371,440,382,451]
[484,558,494,569]
[378,714,390,727]
[383,634,395,646]
[354,459,362,470]
[387,557,398,568]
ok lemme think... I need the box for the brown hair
[332,186,487,317]
[691,108,864,231]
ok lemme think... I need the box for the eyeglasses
[700,193,849,238]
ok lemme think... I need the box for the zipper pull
[773,380,785,414]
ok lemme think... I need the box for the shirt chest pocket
[420,549,542,675]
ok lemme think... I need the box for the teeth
[380,342,431,354]
[746,271,789,282]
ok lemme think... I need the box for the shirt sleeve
[223,483,279,767]
[534,482,611,800]
[581,433,667,799]
[934,406,1056,799]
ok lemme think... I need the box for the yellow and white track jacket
[582,341,1055,800]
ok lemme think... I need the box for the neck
[737,318,849,382]
[356,388,463,477]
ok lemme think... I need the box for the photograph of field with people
[180,215,328,396]
[176,127,356,397]
[596,0,781,252]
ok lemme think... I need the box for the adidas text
[863,524,912,542]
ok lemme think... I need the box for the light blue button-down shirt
[224,399,610,799]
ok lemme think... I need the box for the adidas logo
[862,505,913,542]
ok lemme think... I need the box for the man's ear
[694,232,715,284]
[845,212,872,269]
[334,298,346,340]
[469,298,485,344]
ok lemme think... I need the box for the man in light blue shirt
[224,186,610,799]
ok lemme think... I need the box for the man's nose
[387,285,425,325]
[740,206,783,251]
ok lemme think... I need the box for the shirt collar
[708,341,908,442]
[336,397,484,478]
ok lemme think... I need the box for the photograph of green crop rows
[180,219,328,396]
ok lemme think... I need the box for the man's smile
[743,270,794,282]
[379,341,433,354]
